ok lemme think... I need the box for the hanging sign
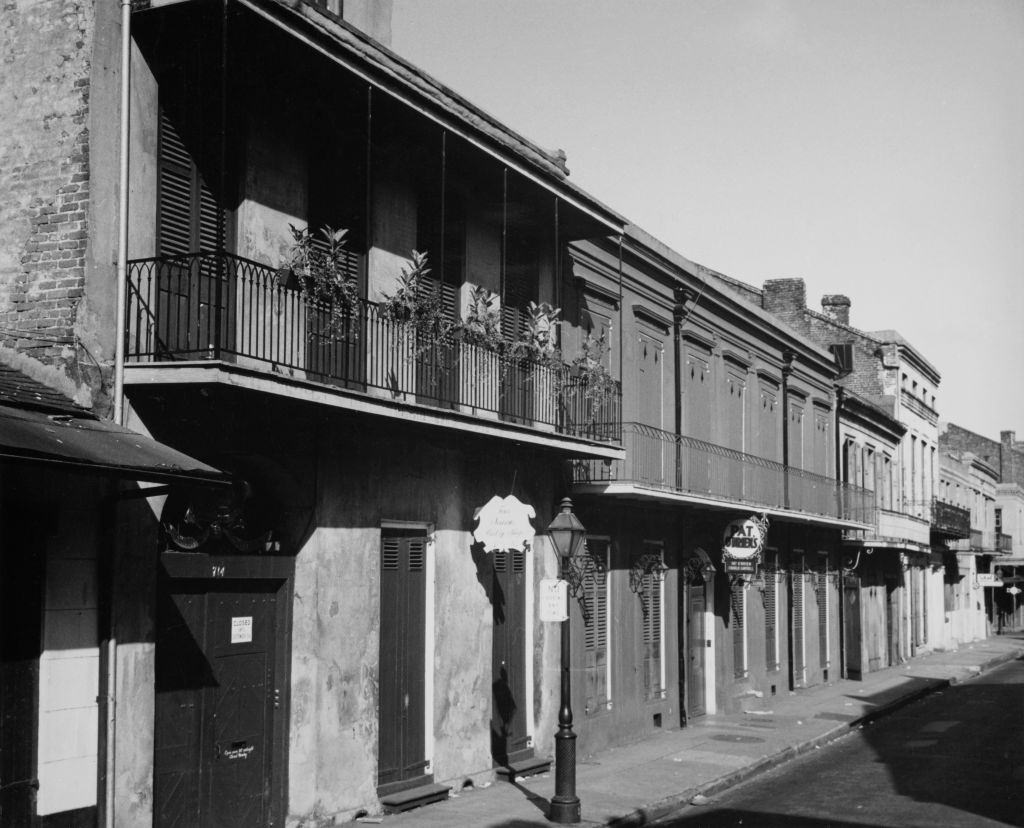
[473,495,536,553]
[977,573,1003,588]
[1008,586,1022,596]
[722,516,766,575]
[538,579,569,622]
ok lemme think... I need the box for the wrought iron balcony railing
[571,422,874,523]
[126,251,621,442]
[931,498,971,539]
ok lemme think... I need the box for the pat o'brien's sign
[722,516,767,575]
[473,495,536,553]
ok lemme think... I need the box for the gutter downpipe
[107,3,132,824]
[834,385,846,678]
[672,288,693,492]
[114,0,131,427]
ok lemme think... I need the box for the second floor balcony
[931,498,971,539]
[125,252,622,450]
[570,422,873,526]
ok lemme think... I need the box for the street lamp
[546,497,586,824]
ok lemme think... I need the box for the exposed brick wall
[940,422,1024,488]
[0,0,96,403]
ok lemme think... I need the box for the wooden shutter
[793,572,806,685]
[731,581,746,678]
[765,570,778,671]
[157,109,224,256]
[583,538,609,713]
[816,570,829,669]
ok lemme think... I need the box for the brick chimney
[821,294,851,326]
[1000,430,1019,486]
[763,279,806,315]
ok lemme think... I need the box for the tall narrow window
[731,580,747,679]
[764,550,780,672]
[816,566,830,670]
[792,564,806,687]
[583,537,610,714]
[636,541,665,700]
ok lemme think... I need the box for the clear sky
[391,0,1024,442]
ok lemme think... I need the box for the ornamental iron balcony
[931,498,971,539]
[125,252,621,442]
[571,422,873,524]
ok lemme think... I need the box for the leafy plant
[570,330,618,404]
[379,250,452,338]
[459,285,503,351]
[281,224,360,340]
[513,301,561,365]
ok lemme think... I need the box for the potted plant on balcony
[565,331,618,438]
[455,284,502,417]
[376,250,448,398]
[281,224,359,340]
[510,301,562,430]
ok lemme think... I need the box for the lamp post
[546,497,586,824]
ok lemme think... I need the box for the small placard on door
[231,616,253,644]
[538,579,568,622]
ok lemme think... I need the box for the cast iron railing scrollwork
[629,550,667,619]
[563,540,607,625]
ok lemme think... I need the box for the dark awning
[0,403,229,485]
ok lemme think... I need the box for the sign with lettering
[538,579,568,622]
[231,616,253,644]
[722,516,767,574]
[977,573,1003,588]
[473,495,536,553]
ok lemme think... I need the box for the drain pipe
[105,3,133,825]
[113,0,132,427]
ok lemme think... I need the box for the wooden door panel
[687,585,706,717]
[492,550,529,765]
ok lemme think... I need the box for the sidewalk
[372,634,1024,828]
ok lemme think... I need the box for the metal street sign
[539,579,568,622]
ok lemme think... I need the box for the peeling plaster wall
[284,428,560,825]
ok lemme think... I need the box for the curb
[606,648,1024,827]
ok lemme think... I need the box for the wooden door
[685,582,706,719]
[0,517,44,825]
[378,531,428,792]
[843,576,862,679]
[886,576,900,667]
[491,549,529,766]
[154,574,283,828]
[791,572,807,688]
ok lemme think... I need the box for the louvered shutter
[583,538,608,712]
[731,582,746,678]
[765,571,778,671]
[816,570,829,669]
[793,573,806,685]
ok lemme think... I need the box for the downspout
[113,0,132,427]
[780,350,796,690]
[106,3,132,824]
[834,385,846,678]
[672,288,692,492]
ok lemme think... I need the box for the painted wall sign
[473,494,536,553]
[722,516,767,574]
[538,579,568,622]
[230,615,253,644]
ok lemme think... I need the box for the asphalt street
[652,657,1024,828]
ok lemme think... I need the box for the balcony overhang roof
[0,402,229,485]
[125,361,624,461]
[234,0,626,235]
[570,481,872,531]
